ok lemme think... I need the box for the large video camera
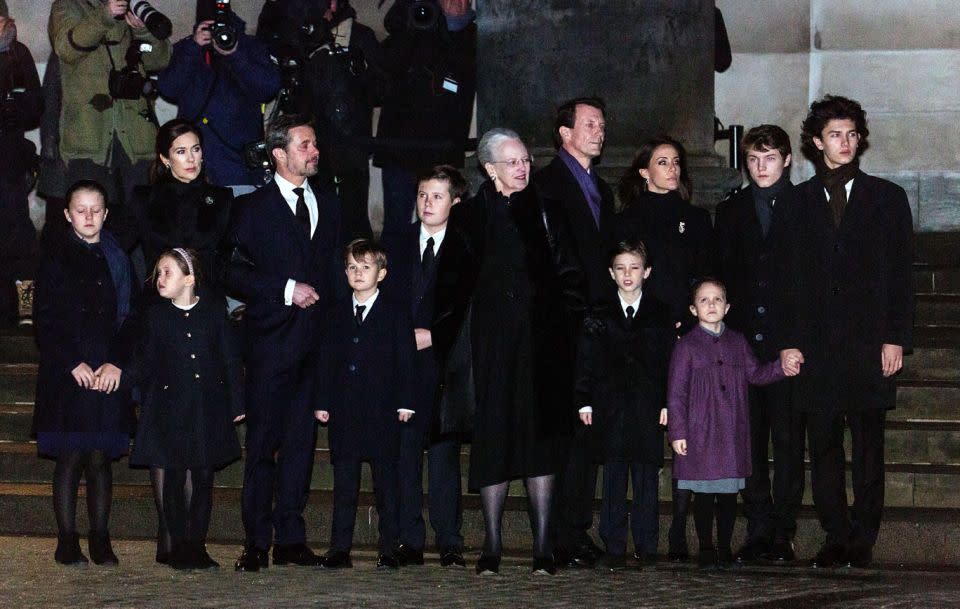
[210,0,238,52]
[108,42,159,100]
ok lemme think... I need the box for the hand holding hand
[93,363,122,393]
[882,343,903,377]
[414,328,433,351]
[671,439,687,456]
[292,282,319,309]
[579,411,592,426]
[71,363,96,389]
[314,410,330,423]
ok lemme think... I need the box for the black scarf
[752,172,790,238]
[816,159,859,227]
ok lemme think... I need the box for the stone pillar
[476,0,740,210]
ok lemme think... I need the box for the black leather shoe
[395,544,424,566]
[565,544,597,568]
[734,540,770,563]
[377,552,400,569]
[193,545,220,569]
[809,543,849,568]
[168,544,197,570]
[847,544,873,569]
[273,543,322,566]
[763,539,796,562]
[717,547,736,570]
[532,555,556,575]
[88,531,119,566]
[318,550,353,569]
[599,553,626,570]
[439,548,466,567]
[475,553,500,575]
[668,550,690,563]
[633,551,658,567]
[698,548,719,570]
[235,547,269,572]
[55,532,89,566]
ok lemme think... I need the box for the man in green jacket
[49,0,170,235]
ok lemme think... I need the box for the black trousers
[330,456,399,553]
[598,461,659,557]
[554,424,599,550]
[741,380,806,544]
[807,408,886,549]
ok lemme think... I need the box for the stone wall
[715,0,960,232]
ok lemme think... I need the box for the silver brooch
[678,221,686,234]
[204,195,215,206]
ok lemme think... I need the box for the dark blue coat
[158,17,280,187]
[221,179,343,375]
[316,295,416,462]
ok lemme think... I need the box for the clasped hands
[71,362,122,393]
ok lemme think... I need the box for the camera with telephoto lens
[211,0,238,52]
[408,0,441,31]
[108,43,159,100]
[129,0,172,40]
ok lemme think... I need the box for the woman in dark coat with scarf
[433,128,586,575]
[32,180,135,566]
[115,118,234,563]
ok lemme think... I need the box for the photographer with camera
[48,0,171,237]
[0,2,43,327]
[256,0,386,240]
[374,0,476,237]
[158,0,280,195]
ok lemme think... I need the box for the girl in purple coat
[667,279,798,569]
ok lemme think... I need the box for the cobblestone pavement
[1,537,959,609]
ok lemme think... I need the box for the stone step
[1,481,958,565]
[917,295,960,325]
[915,264,960,296]
[913,325,960,348]
[915,232,960,268]
[900,348,960,381]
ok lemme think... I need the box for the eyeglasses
[492,157,533,168]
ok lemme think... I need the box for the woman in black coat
[616,136,717,331]
[433,128,586,574]
[118,118,233,296]
[32,181,135,566]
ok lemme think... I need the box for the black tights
[161,468,214,549]
[53,450,112,535]
[693,492,738,553]
[150,468,196,555]
[480,474,554,558]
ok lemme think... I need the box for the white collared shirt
[351,289,379,324]
[824,179,854,201]
[277,173,319,305]
[419,224,447,260]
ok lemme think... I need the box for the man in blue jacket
[158,0,280,195]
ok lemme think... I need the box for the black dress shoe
[318,550,352,569]
[88,531,119,566]
[698,548,719,570]
[668,550,690,563]
[763,539,796,562]
[377,552,400,569]
[475,553,500,575]
[235,547,269,572]
[566,545,597,569]
[273,543,322,566]
[532,555,556,575]
[633,551,658,567]
[55,532,89,566]
[168,544,198,570]
[734,540,770,563]
[847,544,873,569]
[395,544,424,566]
[599,553,626,570]
[809,543,849,568]
[439,548,466,567]
[717,548,736,570]
[193,545,220,569]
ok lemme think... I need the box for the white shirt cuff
[579,406,593,413]
[284,279,296,306]
[398,408,415,414]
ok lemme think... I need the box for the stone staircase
[1,233,958,566]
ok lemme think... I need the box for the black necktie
[625,305,635,323]
[355,304,365,326]
[422,236,435,271]
[293,187,310,237]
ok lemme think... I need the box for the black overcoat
[782,171,914,413]
[126,297,243,469]
[316,295,415,462]
[616,190,717,329]
[32,232,135,437]
[433,181,586,489]
[532,155,617,306]
[574,297,675,465]
[715,183,800,359]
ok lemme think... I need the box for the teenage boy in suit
[383,165,469,567]
[315,239,416,570]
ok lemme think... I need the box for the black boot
[55,532,89,566]
[88,531,119,566]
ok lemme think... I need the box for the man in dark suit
[715,125,805,563]
[223,113,343,571]
[532,97,616,567]
[382,165,469,567]
[781,95,914,569]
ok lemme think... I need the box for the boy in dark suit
[575,239,676,569]
[383,165,469,567]
[315,239,416,570]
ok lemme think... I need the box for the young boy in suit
[383,165,469,567]
[575,239,676,569]
[315,239,416,570]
